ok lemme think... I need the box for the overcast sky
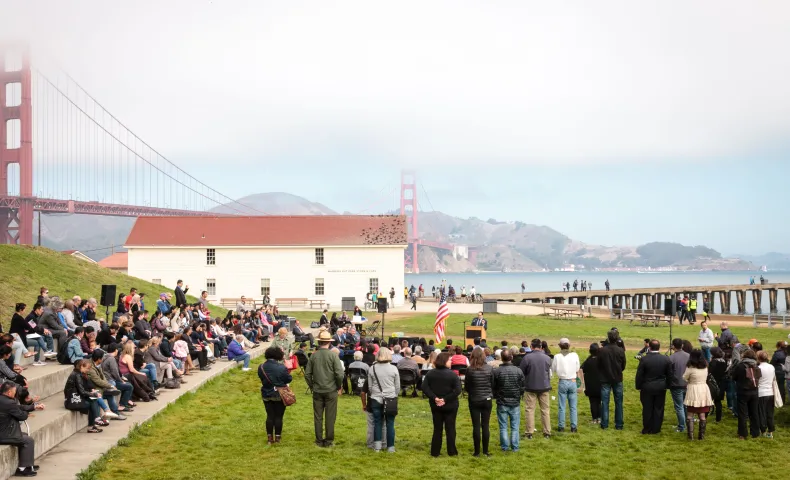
[3,0,789,254]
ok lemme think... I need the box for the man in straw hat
[305,329,345,447]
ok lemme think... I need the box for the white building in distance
[124,215,407,310]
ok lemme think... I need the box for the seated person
[0,381,45,477]
[292,320,316,348]
[450,346,470,367]
[396,347,421,396]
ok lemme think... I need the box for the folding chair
[451,364,468,397]
[397,368,419,397]
[361,320,380,337]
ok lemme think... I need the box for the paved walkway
[31,344,268,479]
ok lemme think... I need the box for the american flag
[434,291,449,343]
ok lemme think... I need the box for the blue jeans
[234,353,250,368]
[557,379,578,429]
[496,404,520,451]
[600,382,624,429]
[371,399,396,448]
[701,347,711,362]
[142,363,157,386]
[105,392,120,414]
[670,388,687,430]
[110,380,134,407]
[26,335,49,361]
[726,379,737,412]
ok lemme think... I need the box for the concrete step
[0,343,268,480]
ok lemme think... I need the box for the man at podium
[471,311,487,330]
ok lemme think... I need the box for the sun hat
[317,330,333,343]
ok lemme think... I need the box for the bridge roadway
[484,283,790,315]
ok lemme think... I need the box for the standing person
[605,279,610,292]
[520,339,552,439]
[259,346,293,444]
[465,348,494,457]
[731,349,761,439]
[708,347,728,423]
[580,343,602,424]
[770,341,787,405]
[688,296,698,324]
[669,338,690,433]
[551,338,580,433]
[521,283,525,294]
[598,329,626,430]
[756,350,776,439]
[304,330,344,448]
[174,281,189,308]
[367,347,400,453]
[635,339,671,434]
[410,293,417,311]
[492,349,524,452]
[682,349,713,440]
[698,322,714,362]
[422,352,462,457]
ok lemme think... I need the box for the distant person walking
[521,283,525,294]
[605,279,610,292]
[573,280,578,292]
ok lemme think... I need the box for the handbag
[706,372,720,399]
[261,365,296,407]
[773,379,784,408]
[372,365,398,416]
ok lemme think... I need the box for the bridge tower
[0,46,34,244]
[400,170,418,273]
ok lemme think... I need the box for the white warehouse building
[125,215,407,309]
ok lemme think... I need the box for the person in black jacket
[259,346,293,444]
[465,348,494,457]
[182,325,209,371]
[493,348,524,452]
[132,311,152,341]
[10,303,55,365]
[64,360,104,433]
[731,349,761,439]
[0,381,44,477]
[422,351,462,457]
[635,340,671,434]
[708,347,728,422]
[174,280,189,308]
[580,343,602,424]
[597,329,626,430]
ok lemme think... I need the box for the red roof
[98,252,128,269]
[125,215,407,247]
[61,250,77,255]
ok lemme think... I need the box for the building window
[315,278,325,296]
[206,248,216,265]
[315,248,324,265]
[206,278,216,296]
[260,278,271,296]
[369,278,379,294]
[152,279,161,285]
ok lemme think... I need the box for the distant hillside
[730,252,790,270]
[0,245,227,327]
[210,192,337,215]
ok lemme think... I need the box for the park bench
[276,297,309,307]
[309,299,329,309]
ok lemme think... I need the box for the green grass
[0,245,227,329]
[80,316,790,480]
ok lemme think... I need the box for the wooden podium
[465,325,486,348]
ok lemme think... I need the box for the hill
[0,245,227,328]
[210,192,337,215]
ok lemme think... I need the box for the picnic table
[549,307,584,319]
[631,312,671,327]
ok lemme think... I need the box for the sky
[2,0,789,255]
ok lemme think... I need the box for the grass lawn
[0,245,227,329]
[80,315,790,480]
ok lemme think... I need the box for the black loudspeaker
[664,295,677,316]
[377,297,388,313]
[100,285,117,307]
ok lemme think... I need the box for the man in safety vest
[688,296,697,324]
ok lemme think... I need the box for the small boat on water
[760,265,768,272]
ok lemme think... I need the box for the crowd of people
[256,316,789,458]
[1,281,292,477]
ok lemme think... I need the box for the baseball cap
[558,338,570,346]
[747,338,758,346]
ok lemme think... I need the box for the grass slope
[81,317,790,480]
[0,245,227,328]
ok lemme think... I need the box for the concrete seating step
[17,363,74,401]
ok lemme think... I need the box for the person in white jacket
[756,350,777,439]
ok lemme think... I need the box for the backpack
[57,336,75,365]
[744,363,761,389]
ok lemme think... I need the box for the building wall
[127,245,406,308]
